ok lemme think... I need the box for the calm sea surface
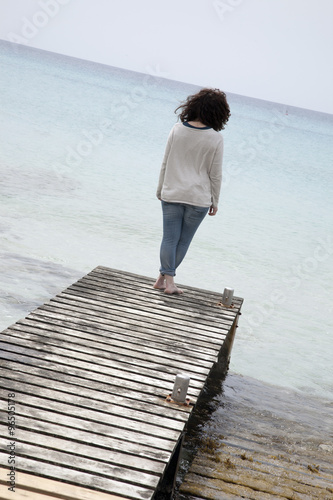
[0,41,332,414]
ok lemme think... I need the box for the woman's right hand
[208,205,218,216]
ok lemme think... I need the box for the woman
[154,88,230,294]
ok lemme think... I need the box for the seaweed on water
[307,464,320,473]
[240,453,253,462]
[224,458,236,469]
[200,436,220,454]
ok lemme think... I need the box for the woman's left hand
[208,205,218,216]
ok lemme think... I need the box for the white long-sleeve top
[156,122,224,208]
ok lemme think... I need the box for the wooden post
[213,313,240,376]
[172,373,191,402]
[153,435,184,499]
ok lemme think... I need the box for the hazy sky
[1,0,332,114]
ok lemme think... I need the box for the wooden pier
[0,266,243,499]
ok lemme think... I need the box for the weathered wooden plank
[0,414,171,463]
[12,316,221,357]
[1,331,208,389]
[41,297,229,341]
[0,378,186,431]
[0,424,164,476]
[90,267,242,308]
[0,487,77,500]
[4,321,216,377]
[20,308,225,352]
[0,351,201,405]
[7,441,160,488]
[0,453,154,499]
[0,370,190,422]
[63,280,235,325]
[4,333,217,378]
[0,467,125,500]
[0,406,178,452]
[29,306,227,347]
[91,266,236,301]
[68,275,225,310]
[2,391,185,436]
[0,342,202,398]
[68,285,238,330]
[0,469,125,500]
[29,305,226,350]
[47,279,234,327]
[6,324,215,384]
[64,278,225,313]
[4,325,217,370]
[0,359,193,411]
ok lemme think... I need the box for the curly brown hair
[175,88,230,131]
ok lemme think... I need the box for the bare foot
[153,274,166,289]
[164,275,183,294]
[164,284,183,295]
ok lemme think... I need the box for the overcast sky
[1,0,332,114]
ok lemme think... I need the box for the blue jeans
[159,201,209,276]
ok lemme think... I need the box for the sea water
[0,41,332,409]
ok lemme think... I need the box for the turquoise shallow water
[0,40,332,403]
